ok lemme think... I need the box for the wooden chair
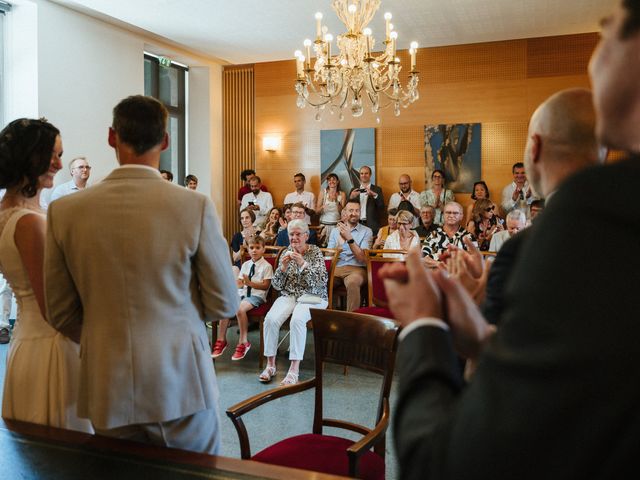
[226,309,399,480]
[354,249,406,319]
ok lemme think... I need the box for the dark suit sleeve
[481,229,528,326]
[394,326,464,480]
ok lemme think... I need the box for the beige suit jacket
[44,166,239,430]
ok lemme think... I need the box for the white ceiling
[53,0,615,65]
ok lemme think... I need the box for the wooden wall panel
[227,32,600,227]
[223,65,254,240]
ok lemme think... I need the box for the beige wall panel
[421,40,527,84]
[527,33,598,78]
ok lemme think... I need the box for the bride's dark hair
[0,118,60,198]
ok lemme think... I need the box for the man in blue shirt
[327,199,373,311]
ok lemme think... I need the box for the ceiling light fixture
[294,0,419,121]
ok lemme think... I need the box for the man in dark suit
[349,165,384,235]
[381,6,640,474]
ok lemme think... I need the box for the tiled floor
[0,323,399,479]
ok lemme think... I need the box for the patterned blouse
[421,226,472,260]
[272,244,328,300]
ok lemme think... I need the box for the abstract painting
[320,128,376,192]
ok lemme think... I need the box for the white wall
[4,0,225,215]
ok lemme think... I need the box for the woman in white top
[419,169,454,225]
[0,118,92,432]
[316,173,346,241]
[383,210,421,258]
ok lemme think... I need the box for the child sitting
[212,236,273,361]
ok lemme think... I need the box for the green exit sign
[158,56,172,67]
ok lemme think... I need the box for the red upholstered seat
[354,306,394,319]
[253,433,385,480]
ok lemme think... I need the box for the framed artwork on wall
[320,128,376,192]
[424,123,481,193]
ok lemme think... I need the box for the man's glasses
[74,166,91,170]
[444,211,461,216]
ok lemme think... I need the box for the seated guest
[275,202,317,246]
[231,208,259,267]
[414,205,438,238]
[278,203,293,233]
[419,169,454,225]
[327,199,373,311]
[185,174,198,190]
[422,201,471,261]
[372,208,398,249]
[466,198,504,251]
[383,210,421,258]
[489,209,526,252]
[240,175,274,226]
[529,198,545,223]
[316,173,346,240]
[237,169,268,207]
[283,173,315,223]
[212,237,273,361]
[259,207,281,245]
[465,180,490,224]
[261,220,328,386]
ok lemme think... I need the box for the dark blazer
[394,157,640,480]
[481,227,531,325]
[350,185,384,235]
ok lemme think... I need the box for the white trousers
[263,295,328,360]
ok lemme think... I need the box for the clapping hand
[380,247,443,327]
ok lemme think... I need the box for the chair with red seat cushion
[226,309,399,479]
[353,249,406,320]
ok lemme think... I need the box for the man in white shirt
[388,174,421,226]
[348,165,384,236]
[500,162,536,218]
[488,209,526,252]
[283,173,315,223]
[240,175,273,226]
[50,157,91,202]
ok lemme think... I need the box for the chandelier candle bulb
[304,39,312,68]
[390,31,397,57]
[325,33,333,63]
[384,12,392,40]
[363,27,372,57]
[315,12,323,39]
[410,41,418,70]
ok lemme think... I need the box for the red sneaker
[231,342,251,361]
[211,340,228,359]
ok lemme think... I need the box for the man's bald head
[524,88,602,197]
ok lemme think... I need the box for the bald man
[386,72,638,475]
[483,88,604,325]
[388,174,421,226]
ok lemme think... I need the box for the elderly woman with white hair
[260,219,328,386]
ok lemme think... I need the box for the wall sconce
[263,135,281,152]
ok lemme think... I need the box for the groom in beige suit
[44,95,239,454]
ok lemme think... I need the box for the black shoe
[0,327,9,344]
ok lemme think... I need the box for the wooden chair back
[365,249,406,308]
[319,248,339,307]
[310,309,399,456]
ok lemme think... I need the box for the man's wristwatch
[347,238,355,245]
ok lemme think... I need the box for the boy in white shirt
[212,236,273,361]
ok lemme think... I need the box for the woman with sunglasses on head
[419,169,454,225]
[466,198,503,251]
[0,118,92,432]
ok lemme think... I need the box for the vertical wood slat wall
[223,65,255,242]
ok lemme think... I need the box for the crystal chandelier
[294,0,419,121]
